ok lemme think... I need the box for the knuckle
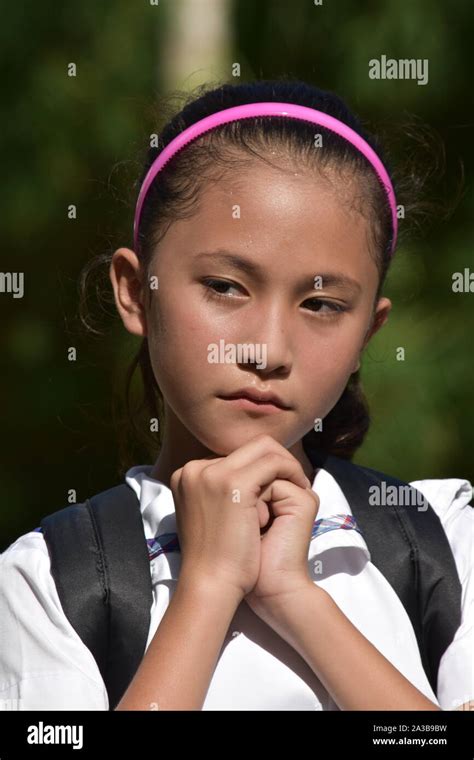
[256,433,277,448]
[200,464,217,486]
[261,451,278,464]
[180,460,200,483]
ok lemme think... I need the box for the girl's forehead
[152,161,377,285]
[204,169,367,243]
[191,163,363,225]
[190,198,369,257]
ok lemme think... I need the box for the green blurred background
[1,0,473,550]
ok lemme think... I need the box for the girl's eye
[302,298,346,316]
[201,278,244,299]
[201,278,347,317]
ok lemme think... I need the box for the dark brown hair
[79,77,452,473]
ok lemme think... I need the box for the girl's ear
[109,247,148,337]
[352,296,392,372]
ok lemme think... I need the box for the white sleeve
[409,477,474,710]
[0,531,109,710]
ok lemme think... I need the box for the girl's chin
[197,428,291,457]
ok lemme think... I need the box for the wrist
[250,582,326,634]
[177,567,245,608]
[259,578,319,612]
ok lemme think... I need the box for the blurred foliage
[1,0,472,550]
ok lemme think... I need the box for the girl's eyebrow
[194,249,362,294]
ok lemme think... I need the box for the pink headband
[133,101,398,255]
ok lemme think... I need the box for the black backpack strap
[40,483,153,710]
[302,440,463,695]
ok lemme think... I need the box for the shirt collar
[125,463,371,583]
[125,464,177,539]
[309,467,371,560]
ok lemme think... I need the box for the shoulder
[0,529,52,588]
[352,458,473,549]
[404,478,473,710]
[408,477,473,523]
[0,528,78,640]
[0,531,108,709]
[408,477,473,575]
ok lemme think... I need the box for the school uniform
[0,464,472,711]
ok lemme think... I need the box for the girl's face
[111,158,391,474]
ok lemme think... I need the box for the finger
[232,452,310,494]
[255,498,271,530]
[260,478,320,518]
[259,478,309,503]
[205,434,309,487]
[261,478,319,503]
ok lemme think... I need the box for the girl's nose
[236,306,293,374]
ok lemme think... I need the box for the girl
[1,79,472,712]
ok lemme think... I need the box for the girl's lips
[218,387,290,408]
[218,396,288,414]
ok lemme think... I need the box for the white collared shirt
[0,465,472,711]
